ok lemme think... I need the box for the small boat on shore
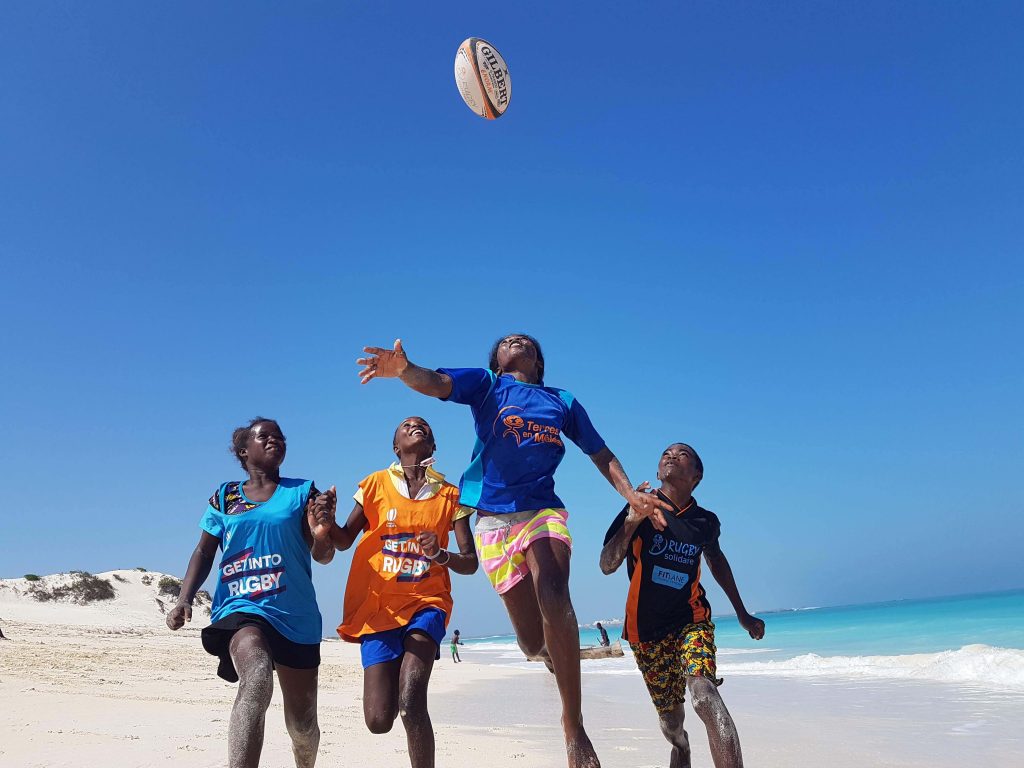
[529,640,623,663]
[580,640,624,659]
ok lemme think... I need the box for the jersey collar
[387,461,446,484]
[656,489,696,517]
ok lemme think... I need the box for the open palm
[357,339,409,384]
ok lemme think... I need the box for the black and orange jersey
[603,492,722,643]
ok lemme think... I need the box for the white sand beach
[2,571,1022,768]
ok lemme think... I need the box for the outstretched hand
[357,339,409,384]
[308,486,337,541]
[627,481,670,530]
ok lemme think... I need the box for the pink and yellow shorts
[472,508,572,594]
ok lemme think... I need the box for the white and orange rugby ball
[454,37,511,119]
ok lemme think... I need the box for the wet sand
[2,613,1022,767]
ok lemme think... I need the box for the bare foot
[566,730,600,768]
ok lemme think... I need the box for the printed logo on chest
[220,547,287,599]
[649,534,699,565]
[492,405,563,448]
[379,532,432,582]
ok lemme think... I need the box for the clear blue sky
[2,2,1021,637]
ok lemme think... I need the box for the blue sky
[2,2,1021,637]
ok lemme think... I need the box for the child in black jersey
[601,443,764,768]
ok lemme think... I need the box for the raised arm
[357,339,453,399]
[590,448,670,529]
[600,508,645,575]
[704,546,765,640]
[167,531,220,630]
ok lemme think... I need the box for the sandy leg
[227,627,275,768]
[277,664,320,768]
[500,538,600,768]
[687,676,743,768]
[658,703,692,768]
[398,631,438,768]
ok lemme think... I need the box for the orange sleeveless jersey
[337,469,462,642]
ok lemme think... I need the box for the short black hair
[488,333,545,385]
[231,417,283,469]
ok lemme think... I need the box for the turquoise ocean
[462,589,1024,691]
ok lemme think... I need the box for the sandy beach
[2,571,1022,768]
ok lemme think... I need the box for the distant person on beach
[595,622,610,647]
[166,418,336,768]
[601,443,765,768]
[326,416,478,768]
[450,629,463,662]
[357,335,671,768]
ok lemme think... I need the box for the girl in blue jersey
[167,418,337,768]
[357,335,670,768]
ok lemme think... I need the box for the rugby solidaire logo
[649,534,668,556]
[386,508,398,528]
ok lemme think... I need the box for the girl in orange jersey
[323,416,478,768]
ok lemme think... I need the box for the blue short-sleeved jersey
[199,477,322,644]
[437,367,606,513]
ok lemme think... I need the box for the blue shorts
[359,608,447,669]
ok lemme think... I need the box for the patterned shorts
[473,508,572,594]
[630,621,723,714]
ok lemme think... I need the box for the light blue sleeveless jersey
[199,477,322,644]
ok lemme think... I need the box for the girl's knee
[365,710,396,734]
[236,658,274,709]
[534,576,572,619]
[286,711,319,743]
[686,677,723,717]
[657,705,689,749]
[517,635,545,657]
[398,684,429,726]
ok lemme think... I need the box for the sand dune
[0,569,211,629]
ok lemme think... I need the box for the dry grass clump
[30,572,116,604]
[157,576,182,598]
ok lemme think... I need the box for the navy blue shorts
[359,608,446,668]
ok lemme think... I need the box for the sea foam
[722,644,1024,690]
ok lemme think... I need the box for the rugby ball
[454,38,511,119]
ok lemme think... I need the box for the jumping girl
[356,336,669,768]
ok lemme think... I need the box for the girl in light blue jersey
[167,417,337,768]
